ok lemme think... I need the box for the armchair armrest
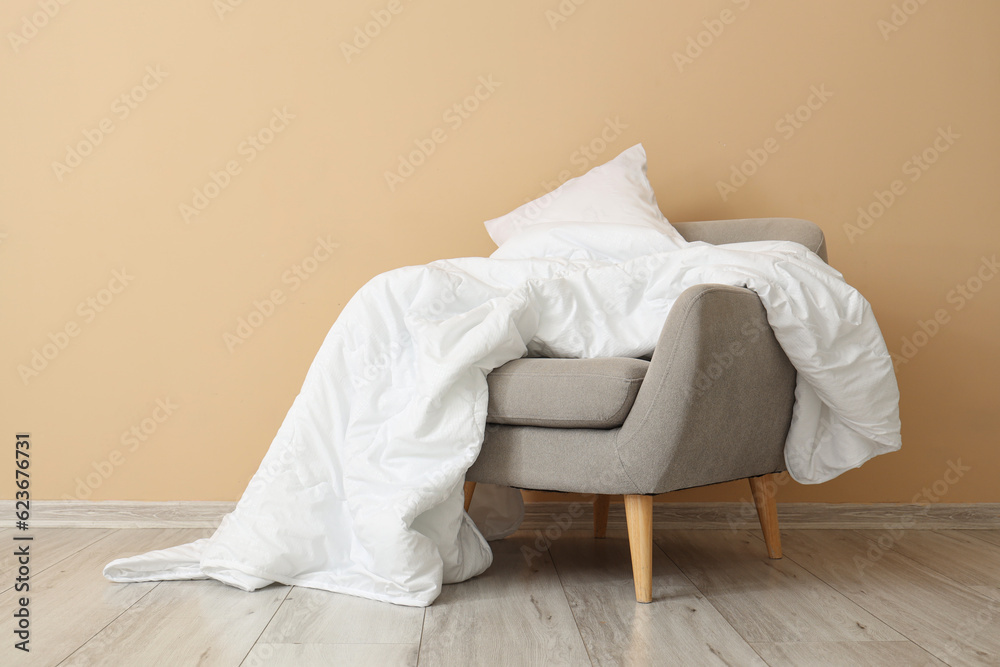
[614,284,796,494]
[672,218,827,263]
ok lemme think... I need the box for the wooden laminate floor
[3,526,999,666]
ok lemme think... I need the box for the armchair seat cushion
[486,357,649,428]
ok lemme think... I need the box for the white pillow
[483,143,684,247]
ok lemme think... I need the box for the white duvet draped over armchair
[104,222,900,607]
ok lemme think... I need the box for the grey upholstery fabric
[615,285,794,493]
[468,218,826,495]
[486,358,649,428]
[471,425,633,494]
[469,286,795,494]
[672,218,828,262]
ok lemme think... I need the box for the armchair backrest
[671,218,828,263]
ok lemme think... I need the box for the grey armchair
[464,218,828,602]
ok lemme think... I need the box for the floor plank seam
[0,528,118,597]
[653,536,763,660]
[949,528,1000,549]
[237,584,294,667]
[747,642,777,667]
[775,534,954,664]
[850,528,1000,604]
[546,542,596,667]
[56,578,165,666]
[414,606,426,667]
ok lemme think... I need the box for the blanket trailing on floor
[104,222,901,606]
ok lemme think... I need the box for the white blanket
[104,222,901,606]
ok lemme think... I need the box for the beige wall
[3,1,997,504]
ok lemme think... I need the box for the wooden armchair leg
[748,474,782,559]
[624,494,653,603]
[463,481,476,512]
[593,494,610,538]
